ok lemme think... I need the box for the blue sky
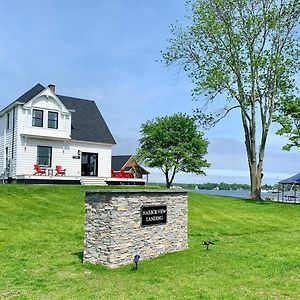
[0,0,299,184]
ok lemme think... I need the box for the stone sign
[141,205,167,226]
[84,190,188,268]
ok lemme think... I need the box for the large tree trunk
[247,152,263,199]
[245,124,268,199]
[241,106,266,200]
[249,163,262,199]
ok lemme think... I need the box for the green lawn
[0,185,299,299]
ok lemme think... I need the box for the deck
[12,175,146,186]
[16,175,82,185]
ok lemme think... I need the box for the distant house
[0,83,116,185]
[108,155,149,185]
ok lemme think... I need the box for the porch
[13,175,146,186]
[15,174,82,185]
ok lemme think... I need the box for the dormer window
[32,109,43,127]
[48,111,58,129]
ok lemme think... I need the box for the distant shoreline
[149,182,274,191]
[193,189,282,197]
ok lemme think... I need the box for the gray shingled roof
[7,83,116,145]
[15,83,45,103]
[112,155,132,171]
[58,95,116,144]
[0,83,45,114]
[112,155,150,174]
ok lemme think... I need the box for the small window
[37,146,52,167]
[32,109,43,127]
[48,111,58,129]
[6,113,10,130]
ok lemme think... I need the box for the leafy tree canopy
[136,113,210,188]
[274,96,300,150]
[162,0,300,198]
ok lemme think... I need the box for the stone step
[80,177,107,186]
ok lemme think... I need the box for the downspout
[12,107,15,159]
[10,107,16,179]
[3,127,6,173]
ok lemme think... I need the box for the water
[193,189,281,200]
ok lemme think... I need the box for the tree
[274,96,300,150]
[136,113,209,188]
[163,0,300,199]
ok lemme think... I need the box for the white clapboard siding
[16,138,112,178]
[0,114,4,173]
[0,106,18,177]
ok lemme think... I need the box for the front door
[81,152,98,176]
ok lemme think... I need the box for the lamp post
[133,255,140,270]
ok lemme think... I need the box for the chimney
[48,84,56,93]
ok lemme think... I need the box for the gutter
[0,101,23,116]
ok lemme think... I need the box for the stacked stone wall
[84,190,188,268]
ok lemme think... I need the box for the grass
[0,185,299,299]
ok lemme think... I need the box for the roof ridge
[57,94,94,102]
[14,83,45,102]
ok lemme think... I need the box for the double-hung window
[37,146,52,167]
[32,109,43,127]
[48,111,58,129]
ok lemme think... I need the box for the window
[6,113,10,130]
[32,109,43,127]
[37,146,52,167]
[48,111,58,129]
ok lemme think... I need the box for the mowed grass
[0,185,299,299]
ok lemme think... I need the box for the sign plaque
[141,205,167,226]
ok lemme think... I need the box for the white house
[0,83,116,184]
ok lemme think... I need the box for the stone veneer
[84,190,188,268]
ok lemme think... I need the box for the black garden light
[202,240,214,250]
[133,255,140,270]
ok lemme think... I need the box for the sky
[0,0,299,185]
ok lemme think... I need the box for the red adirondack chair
[55,165,66,176]
[34,164,46,175]
[111,169,118,177]
[111,168,134,178]
[120,168,133,178]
